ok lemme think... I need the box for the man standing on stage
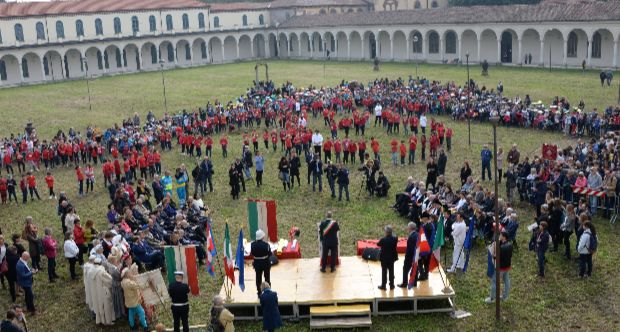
[250,230,272,297]
[398,222,418,288]
[319,211,339,273]
[448,213,467,273]
[377,225,398,290]
[418,212,435,281]
[168,271,190,332]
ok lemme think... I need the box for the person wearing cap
[398,222,418,288]
[319,211,340,273]
[485,231,513,303]
[250,229,272,297]
[168,271,190,332]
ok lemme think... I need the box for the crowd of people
[0,75,614,331]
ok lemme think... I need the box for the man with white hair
[250,229,272,297]
[83,255,96,313]
[121,265,149,331]
[210,295,235,332]
[447,213,467,273]
[91,257,114,325]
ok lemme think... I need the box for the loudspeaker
[362,248,381,261]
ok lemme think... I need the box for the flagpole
[436,263,451,294]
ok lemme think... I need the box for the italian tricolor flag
[224,223,235,285]
[247,200,278,242]
[164,245,200,295]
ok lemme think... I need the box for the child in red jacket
[45,171,56,199]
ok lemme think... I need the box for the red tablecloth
[245,243,302,260]
[356,238,408,256]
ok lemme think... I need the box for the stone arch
[140,42,158,70]
[336,31,348,60]
[84,47,104,76]
[363,30,377,59]
[192,37,208,64]
[480,29,498,63]
[158,40,175,66]
[104,44,123,73]
[443,30,458,60]
[268,33,278,58]
[238,34,252,60]
[392,30,407,61]
[377,30,391,60]
[310,32,323,58]
[349,31,363,60]
[0,54,20,85]
[499,28,518,64]
[460,29,477,62]
[176,39,192,66]
[410,30,423,56]
[208,37,222,63]
[278,32,289,58]
[223,35,237,62]
[323,31,335,57]
[299,32,311,58]
[123,43,140,71]
[252,34,266,58]
[21,52,44,83]
[543,29,563,67]
[521,28,541,65]
[426,30,440,61]
[566,28,588,66]
[64,48,84,79]
[42,50,65,80]
[591,28,614,67]
[289,33,300,57]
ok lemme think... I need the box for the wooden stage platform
[219,255,455,320]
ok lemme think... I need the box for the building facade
[0,0,618,87]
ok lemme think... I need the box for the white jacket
[452,221,467,245]
[577,229,592,255]
[64,239,80,258]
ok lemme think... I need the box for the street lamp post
[159,59,168,113]
[490,115,501,320]
[83,58,92,111]
[413,35,419,77]
[466,52,471,147]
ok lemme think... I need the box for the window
[36,22,45,40]
[114,17,122,34]
[166,15,173,31]
[132,16,139,34]
[412,32,422,53]
[185,44,191,60]
[76,20,84,37]
[149,15,157,32]
[22,58,29,78]
[56,21,65,39]
[151,45,157,64]
[242,15,248,27]
[198,13,205,29]
[330,9,337,14]
[429,31,439,54]
[319,9,327,14]
[431,0,438,8]
[567,31,578,58]
[347,8,354,13]
[182,14,189,30]
[167,44,174,62]
[213,17,220,28]
[201,41,207,59]
[445,31,456,54]
[259,14,264,25]
[15,23,24,42]
[95,18,103,36]
[592,31,602,59]
[415,1,421,9]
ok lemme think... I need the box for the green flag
[433,214,445,251]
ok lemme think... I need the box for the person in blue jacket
[16,252,35,313]
[480,144,493,181]
[174,168,188,208]
[531,221,550,278]
[259,282,282,332]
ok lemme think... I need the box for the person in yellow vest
[161,170,173,198]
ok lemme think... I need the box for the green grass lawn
[0,61,619,332]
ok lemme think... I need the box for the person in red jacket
[390,138,398,166]
[399,141,407,166]
[323,138,333,163]
[42,227,59,283]
[138,154,148,180]
[113,158,122,181]
[220,134,228,158]
[45,171,56,199]
[0,176,7,204]
[75,166,84,196]
[371,137,381,162]
[429,133,440,159]
[420,134,427,161]
[26,172,41,200]
[3,151,13,175]
[445,127,453,152]
[358,138,367,164]
[348,141,358,164]
[408,135,418,165]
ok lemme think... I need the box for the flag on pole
[205,222,217,277]
[223,223,235,285]
[235,229,245,292]
[248,200,278,242]
[164,245,200,295]
[462,217,476,273]
[407,229,421,290]
[486,249,495,278]
[429,214,445,272]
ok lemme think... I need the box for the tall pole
[413,35,419,78]
[83,59,92,111]
[617,70,620,104]
[159,60,168,113]
[491,118,501,320]
[466,52,471,147]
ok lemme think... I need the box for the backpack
[588,233,598,254]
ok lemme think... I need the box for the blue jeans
[537,250,546,277]
[482,163,492,181]
[590,196,598,215]
[128,305,147,328]
[579,253,593,277]
[489,270,510,300]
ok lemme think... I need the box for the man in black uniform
[319,211,340,272]
[167,271,190,332]
[398,222,418,288]
[250,229,272,297]
[418,212,434,281]
[377,225,398,290]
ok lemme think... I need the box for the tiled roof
[270,0,371,8]
[209,2,272,12]
[280,1,620,28]
[0,0,209,19]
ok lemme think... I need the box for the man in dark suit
[377,225,398,290]
[309,154,323,192]
[259,282,282,332]
[16,252,35,314]
[418,212,435,281]
[319,211,339,272]
[250,230,272,297]
[398,222,418,288]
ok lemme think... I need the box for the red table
[356,238,408,256]
[245,243,302,260]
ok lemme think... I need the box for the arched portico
[363,31,377,60]
[460,30,477,62]
[377,30,391,60]
[299,32,311,58]
[392,30,407,61]
[22,52,44,83]
[104,44,123,73]
[192,38,208,64]
[43,50,65,80]
[480,29,498,63]
[336,31,348,60]
[123,43,140,71]
[238,35,252,60]
[590,29,615,68]
[0,54,21,85]
[323,32,335,58]
[278,33,289,58]
[224,36,237,62]
[253,34,266,58]
[310,32,323,58]
[64,48,83,78]
[176,39,192,66]
[140,42,158,70]
[500,29,519,64]
[289,33,300,58]
[543,29,563,67]
[268,33,278,58]
[209,37,223,63]
[521,29,541,65]
[426,30,440,62]
[159,41,176,66]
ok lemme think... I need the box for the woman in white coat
[448,213,467,273]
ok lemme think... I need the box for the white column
[40,59,47,82]
[60,55,67,77]
[347,38,351,60]
[518,38,522,65]
[562,38,568,66]
[457,37,462,62]
[174,47,179,65]
[440,37,445,61]
[497,39,501,63]
[236,42,240,60]
[477,37,481,62]
[250,39,255,58]
[422,36,428,61]
[390,37,394,60]
[287,39,290,58]
[586,37,592,67]
[374,35,379,59]
[613,40,618,68]
[275,37,280,58]
[406,37,411,61]
[221,43,226,62]
[18,61,24,82]
[539,39,545,65]
[310,38,314,59]
[264,39,270,58]
[298,38,302,57]
[138,49,143,70]
[188,45,194,65]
